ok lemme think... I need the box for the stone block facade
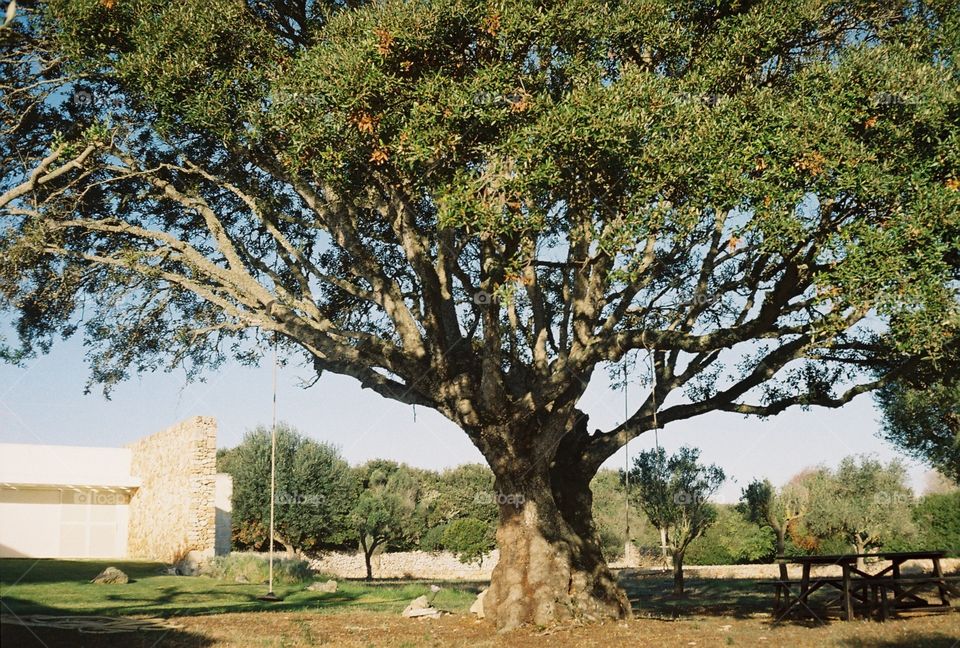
[127,417,218,561]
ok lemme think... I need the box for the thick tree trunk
[482,465,631,630]
[672,551,685,595]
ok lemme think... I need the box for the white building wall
[0,443,138,558]
[0,443,137,487]
[0,488,61,557]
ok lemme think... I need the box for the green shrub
[419,525,446,552]
[441,518,494,566]
[597,525,625,561]
[914,492,960,556]
[686,505,775,565]
[202,553,313,585]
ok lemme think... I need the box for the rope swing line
[269,330,278,590]
[623,342,662,557]
[259,327,281,602]
[649,345,660,451]
[645,341,670,566]
[623,355,630,541]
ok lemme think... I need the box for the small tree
[226,424,357,555]
[739,478,809,579]
[805,456,916,568]
[350,462,425,579]
[442,518,494,566]
[625,446,725,594]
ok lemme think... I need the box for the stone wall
[305,551,960,581]
[308,550,499,580]
[127,417,218,561]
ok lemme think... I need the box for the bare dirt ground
[4,610,960,648]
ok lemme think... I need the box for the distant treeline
[218,425,960,577]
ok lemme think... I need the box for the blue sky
[0,328,930,503]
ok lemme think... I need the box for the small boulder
[469,588,487,618]
[308,579,338,593]
[406,607,442,619]
[234,574,250,584]
[91,567,129,584]
[402,595,432,618]
[174,550,207,576]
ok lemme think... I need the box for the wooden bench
[768,552,957,622]
[856,575,960,620]
[757,578,860,621]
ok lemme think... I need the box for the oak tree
[2,0,959,628]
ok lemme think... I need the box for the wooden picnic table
[768,551,959,622]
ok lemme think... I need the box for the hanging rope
[623,354,630,541]
[267,329,279,596]
[648,344,660,450]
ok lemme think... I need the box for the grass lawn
[2,559,958,647]
[0,558,477,617]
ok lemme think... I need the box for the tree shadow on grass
[620,573,960,633]
[0,559,164,585]
[621,574,779,621]
[5,584,366,618]
[1,597,215,648]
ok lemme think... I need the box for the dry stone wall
[127,417,218,561]
[308,550,499,580]
[305,551,960,581]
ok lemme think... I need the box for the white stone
[307,579,338,593]
[469,588,486,618]
[402,595,432,617]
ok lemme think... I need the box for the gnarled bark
[479,419,631,630]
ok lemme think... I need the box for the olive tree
[625,446,725,594]
[2,0,958,629]
[226,424,357,555]
[350,461,426,579]
[805,456,916,567]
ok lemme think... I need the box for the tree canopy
[804,455,916,561]
[875,357,960,483]
[2,0,958,629]
[223,423,357,554]
[350,460,427,579]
